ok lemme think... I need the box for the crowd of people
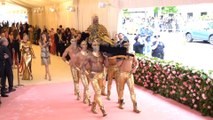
[0,15,141,117]
[121,16,166,59]
[133,32,165,59]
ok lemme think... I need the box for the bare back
[119,55,137,73]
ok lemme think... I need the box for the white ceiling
[1,0,70,8]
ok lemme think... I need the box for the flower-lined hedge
[134,54,213,116]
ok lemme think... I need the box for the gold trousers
[90,72,104,108]
[107,66,119,97]
[71,67,80,95]
[22,54,32,80]
[80,73,90,101]
[98,69,106,95]
[118,71,136,104]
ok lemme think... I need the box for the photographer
[152,35,165,59]
[0,37,15,97]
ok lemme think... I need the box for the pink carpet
[0,82,212,120]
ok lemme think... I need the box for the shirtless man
[62,38,81,100]
[75,40,91,105]
[104,54,119,100]
[117,41,141,113]
[83,40,107,117]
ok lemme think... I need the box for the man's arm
[108,55,128,60]
[132,55,138,73]
[75,53,81,71]
[62,48,69,63]
[81,56,90,75]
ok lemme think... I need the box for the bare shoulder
[66,45,72,51]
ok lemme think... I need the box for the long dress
[50,33,56,55]
[20,41,34,80]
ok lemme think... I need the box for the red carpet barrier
[134,54,213,117]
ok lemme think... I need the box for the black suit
[1,46,13,95]
[0,45,5,79]
[54,33,60,56]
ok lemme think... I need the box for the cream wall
[31,1,75,30]
[30,0,213,36]
[30,0,119,36]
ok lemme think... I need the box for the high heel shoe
[30,75,33,80]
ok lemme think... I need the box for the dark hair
[118,33,123,36]
[40,32,49,46]
[121,40,129,46]
[154,35,160,38]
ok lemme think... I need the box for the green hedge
[134,54,213,116]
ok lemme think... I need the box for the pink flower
[135,75,139,79]
[192,99,195,103]
[193,93,196,96]
[140,63,143,67]
[206,78,211,84]
[172,71,176,74]
[193,104,197,108]
[172,90,176,94]
[198,80,201,83]
[186,91,190,94]
[193,75,198,79]
[202,94,207,100]
[183,82,188,87]
[196,96,199,100]
[196,83,200,88]
[207,106,211,109]
[182,97,187,101]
